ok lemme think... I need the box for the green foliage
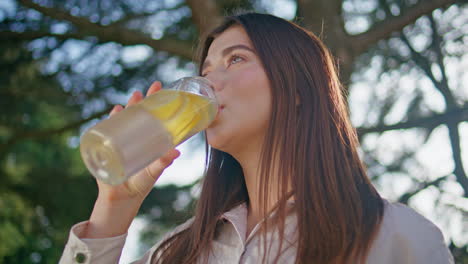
[138,182,197,247]
[0,192,33,258]
[0,40,98,263]
[0,4,197,262]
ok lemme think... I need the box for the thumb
[126,149,181,198]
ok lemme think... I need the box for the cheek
[228,65,272,127]
[207,63,272,149]
[234,65,271,112]
[229,62,269,96]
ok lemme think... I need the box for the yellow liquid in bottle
[141,90,218,145]
[80,89,217,185]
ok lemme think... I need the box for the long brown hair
[152,12,384,264]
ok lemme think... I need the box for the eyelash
[228,54,244,65]
[201,54,244,77]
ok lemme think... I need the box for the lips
[214,104,224,120]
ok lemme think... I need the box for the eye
[228,54,244,65]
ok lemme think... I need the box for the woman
[60,13,453,264]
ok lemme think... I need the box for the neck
[229,139,289,220]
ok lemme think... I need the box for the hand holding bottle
[80,77,217,185]
[96,81,181,202]
[82,81,180,239]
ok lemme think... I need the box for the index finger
[109,105,123,117]
[146,81,162,96]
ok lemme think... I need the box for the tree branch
[350,0,456,55]
[296,0,343,28]
[108,12,158,27]
[295,0,346,46]
[0,30,87,41]
[427,13,457,107]
[18,0,194,60]
[0,107,112,158]
[398,175,448,204]
[109,2,186,27]
[397,13,467,196]
[296,0,354,87]
[399,31,457,107]
[447,120,468,198]
[185,0,222,34]
[426,14,467,196]
[356,104,468,135]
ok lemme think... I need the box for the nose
[203,72,223,92]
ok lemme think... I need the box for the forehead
[206,25,254,57]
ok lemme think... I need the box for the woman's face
[202,25,272,153]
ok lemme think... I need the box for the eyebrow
[202,44,255,72]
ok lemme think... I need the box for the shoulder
[382,200,443,238]
[367,200,454,264]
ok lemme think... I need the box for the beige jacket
[59,200,454,264]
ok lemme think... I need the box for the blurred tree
[0,0,466,263]
[348,1,467,262]
[0,39,99,263]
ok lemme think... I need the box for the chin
[206,133,223,150]
[206,130,230,152]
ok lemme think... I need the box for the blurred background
[0,0,467,263]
